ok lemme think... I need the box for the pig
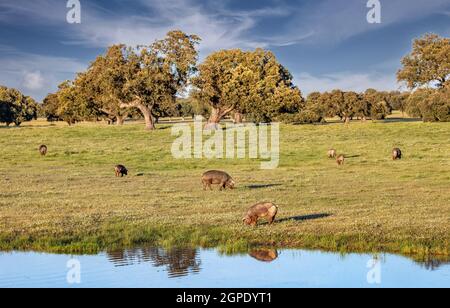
[336,154,345,165]
[202,170,235,191]
[328,149,337,158]
[115,165,128,177]
[243,202,278,226]
[39,145,48,156]
[392,148,402,160]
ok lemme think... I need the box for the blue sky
[0,0,449,101]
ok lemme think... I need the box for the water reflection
[0,247,449,287]
[249,249,279,263]
[415,259,450,271]
[107,247,282,277]
[107,247,201,278]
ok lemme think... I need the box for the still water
[0,247,448,288]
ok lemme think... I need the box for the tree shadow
[381,117,421,124]
[1,125,60,130]
[246,184,283,189]
[276,213,332,224]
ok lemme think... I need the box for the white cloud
[22,71,45,90]
[64,0,293,52]
[0,48,87,101]
[295,71,402,95]
[0,0,308,52]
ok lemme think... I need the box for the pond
[0,247,448,288]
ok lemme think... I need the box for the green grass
[0,115,449,261]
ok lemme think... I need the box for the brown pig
[39,145,48,156]
[115,165,128,177]
[243,202,278,226]
[202,170,235,191]
[336,154,345,166]
[327,149,337,158]
[392,148,402,160]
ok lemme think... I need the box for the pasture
[0,115,448,260]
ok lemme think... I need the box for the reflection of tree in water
[107,247,201,278]
[249,249,278,263]
[415,258,450,271]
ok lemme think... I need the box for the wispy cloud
[1,0,448,50]
[284,0,450,44]
[66,0,299,52]
[0,0,309,52]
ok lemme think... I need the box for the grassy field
[0,115,449,261]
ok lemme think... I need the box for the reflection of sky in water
[0,248,448,288]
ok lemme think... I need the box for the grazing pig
[336,154,345,165]
[39,145,48,156]
[243,202,278,226]
[202,170,235,191]
[115,165,128,177]
[328,149,337,158]
[392,148,402,160]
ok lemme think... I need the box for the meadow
[0,115,448,261]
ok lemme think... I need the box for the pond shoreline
[0,227,448,263]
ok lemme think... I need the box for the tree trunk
[205,107,223,130]
[234,112,243,124]
[345,117,350,124]
[206,106,235,130]
[116,115,125,126]
[138,105,156,130]
[120,99,156,131]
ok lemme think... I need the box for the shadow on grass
[246,184,282,189]
[381,117,421,123]
[0,124,58,129]
[276,213,332,224]
[344,154,362,159]
[156,126,172,130]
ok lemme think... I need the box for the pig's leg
[220,181,227,191]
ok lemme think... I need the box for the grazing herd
[38,144,403,227]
